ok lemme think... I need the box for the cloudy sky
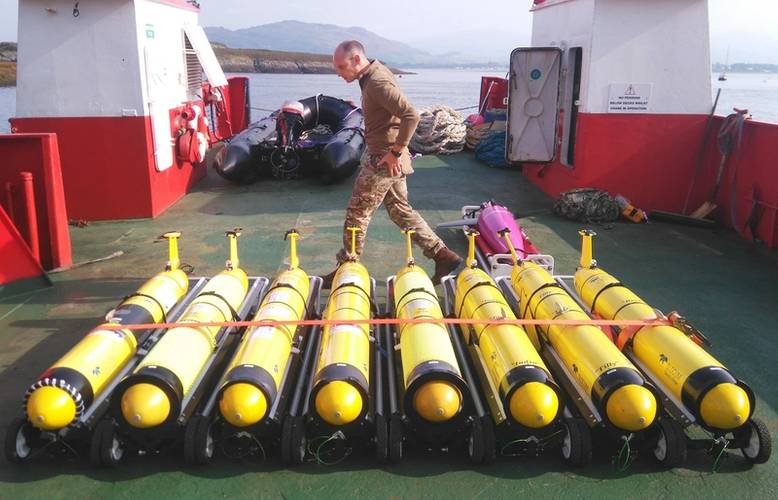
[1,0,776,63]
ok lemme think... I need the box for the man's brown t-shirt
[359,60,420,154]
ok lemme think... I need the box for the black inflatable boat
[214,95,365,184]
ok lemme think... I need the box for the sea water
[1,70,777,134]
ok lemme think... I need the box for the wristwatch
[389,148,402,158]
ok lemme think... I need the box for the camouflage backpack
[553,188,620,223]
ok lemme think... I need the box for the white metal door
[143,44,175,172]
[507,47,562,164]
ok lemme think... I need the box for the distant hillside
[1,42,17,86]
[205,21,438,66]
[215,46,409,74]
[0,41,406,87]
[712,62,778,74]
[0,62,15,87]
[215,46,335,74]
[0,42,16,62]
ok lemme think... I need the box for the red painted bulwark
[480,77,509,112]
[523,113,708,212]
[522,113,778,247]
[0,204,46,285]
[153,106,208,216]
[200,77,251,141]
[697,118,778,247]
[11,117,153,220]
[0,133,72,270]
[10,116,205,221]
[227,77,250,134]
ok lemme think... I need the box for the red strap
[616,324,646,351]
[589,310,616,343]
[109,316,672,332]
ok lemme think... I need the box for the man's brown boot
[431,247,463,284]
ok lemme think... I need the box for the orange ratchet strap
[114,316,673,332]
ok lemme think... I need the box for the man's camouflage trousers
[336,152,445,263]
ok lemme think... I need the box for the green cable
[711,441,728,473]
[500,429,564,457]
[252,434,267,463]
[306,435,324,457]
[220,433,266,462]
[307,433,351,466]
[614,437,634,472]
[500,438,530,457]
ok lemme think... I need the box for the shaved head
[335,40,366,58]
[333,40,370,83]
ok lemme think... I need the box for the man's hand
[379,150,403,177]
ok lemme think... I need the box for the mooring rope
[410,106,467,155]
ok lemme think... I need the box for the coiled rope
[298,124,333,142]
[465,120,506,150]
[410,106,467,155]
[474,131,507,167]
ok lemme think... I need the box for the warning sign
[607,83,652,113]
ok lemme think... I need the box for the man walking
[323,40,462,286]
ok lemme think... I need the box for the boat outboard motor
[273,101,307,179]
[276,101,308,148]
[275,96,365,182]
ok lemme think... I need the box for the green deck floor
[1,153,777,498]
